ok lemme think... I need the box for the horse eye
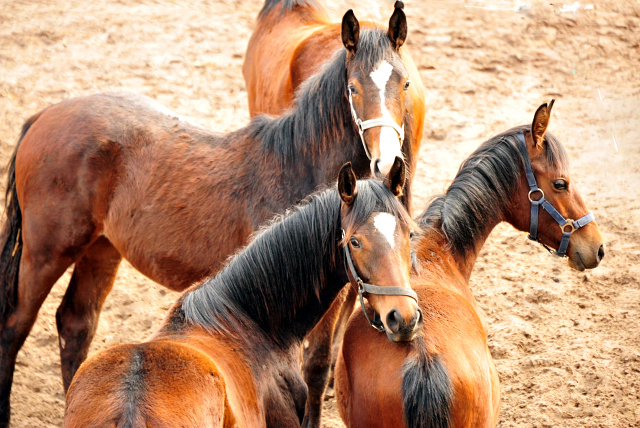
[349,237,361,248]
[409,230,416,239]
[404,80,410,91]
[553,179,568,190]
[348,84,358,96]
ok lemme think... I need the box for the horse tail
[0,113,38,324]
[401,336,453,428]
[258,0,322,19]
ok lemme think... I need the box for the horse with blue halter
[64,163,420,428]
[0,11,421,423]
[335,101,605,428]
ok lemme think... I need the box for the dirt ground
[0,0,639,427]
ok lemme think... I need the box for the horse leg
[56,236,122,392]
[301,284,355,428]
[325,285,357,397]
[0,246,74,427]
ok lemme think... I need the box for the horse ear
[388,1,407,50]
[338,162,358,206]
[531,99,554,147]
[386,157,406,197]
[342,10,360,55]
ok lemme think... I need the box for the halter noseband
[342,230,418,332]
[515,133,595,258]
[348,88,404,160]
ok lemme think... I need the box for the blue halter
[514,133,595,258]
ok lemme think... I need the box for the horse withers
[334,101,605,428]
[64,162,420,428]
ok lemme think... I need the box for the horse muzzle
[384,306,422,343]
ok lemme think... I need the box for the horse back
[64,341,233,428]
[244,2,330,116]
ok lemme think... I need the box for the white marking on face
[369,60,403,175]
[374,212,397,248]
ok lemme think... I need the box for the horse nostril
[415,308,423,328]
[385,309,402,334]
[597,245,605,261]
[372,159,382,177]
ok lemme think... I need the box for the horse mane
[182,179,413,346]
[247,28,397,164]
[258,0,322,19]
[416,124,569,257]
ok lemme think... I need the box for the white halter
[348,88,405,160]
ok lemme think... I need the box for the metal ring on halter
[528,188,544,202]
[561,220,576,234]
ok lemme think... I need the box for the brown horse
[244,0,426,206]
[244,3,426,423]
[335,102,606,428]
[64,164,420,428]
[0,15,422,424]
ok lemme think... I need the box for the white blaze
[374,212,397,248]
[369,60,403,175]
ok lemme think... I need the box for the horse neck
[180,194,349,349]
[253,64,370,186]
[415,215,502,288]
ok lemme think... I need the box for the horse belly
[102,139,254,290]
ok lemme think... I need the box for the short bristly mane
[182,180,414,346]
[258,0,321,19]
[247,29,398,164]
[415,125,569,257]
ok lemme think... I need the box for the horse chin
[385,329,419,343]
[567,251,590,271]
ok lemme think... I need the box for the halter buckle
[561,219,576,234]
[528,188,544,202]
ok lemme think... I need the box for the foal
[335,102,605,428]
[65,164,420,428]
[244,0,426,193]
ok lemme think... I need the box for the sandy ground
[0,0,639,427]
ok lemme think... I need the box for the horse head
[508,100,605,271]
[342,2,411,178]
[338,158,421,342]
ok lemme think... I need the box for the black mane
[416,125,569,257]
[246,28,398,164]
[182,179,413,346]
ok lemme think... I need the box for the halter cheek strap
[515,133,595,258]
[342,230,418,332]
[348,89,405,160]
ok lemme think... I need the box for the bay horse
[64,163,420,428]
[334,101,606,428]
[245,3,426,422]
[0,14,421,423]
[244,0,426,206]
